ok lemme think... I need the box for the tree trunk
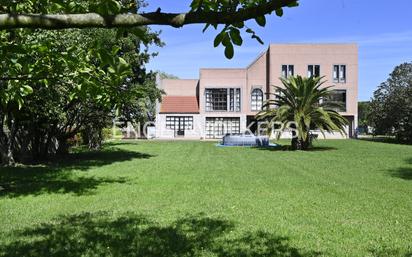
[0,144,15,166]
[291,139,307,150]
[0,116,16,166]
[291,135,311,151]
[291,129,310,150]
[0,1,296,30]
[87,128,103,150]
[56,138,70,155]
[0,132,15,166]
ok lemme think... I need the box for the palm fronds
[257,75,349,150]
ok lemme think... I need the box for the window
[323,90,347,112]
[251,88,263,111]
[166,116,193,130]
[308,65,320,77]
[281,65,294,78]
[333,65,346,83]
[229,88,241,112]
[205,88,241,112]
[205,117,240,138]
[205,88,227,111]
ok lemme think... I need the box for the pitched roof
[160,96,199,114]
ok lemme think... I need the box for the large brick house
[155,44,358,139]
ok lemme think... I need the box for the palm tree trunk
[291,132,310,151]
[291,138,297,150]
[292,138,309,150]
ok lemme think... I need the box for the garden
[1,139,411,256]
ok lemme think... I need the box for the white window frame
[251,88,264,111]
[281,65,294,78]
[307,65,320,78]
[205,88,241,112]
[333,64,346,83]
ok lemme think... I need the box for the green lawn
[1,140,412,257]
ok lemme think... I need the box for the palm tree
[257,75,348,150]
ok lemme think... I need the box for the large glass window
[229,88,241,112]
[205,117,240,138]
[333,65,346,83]
[166,116,193,130]
[205,88,227,111]
[308,65,320,77]
[282,65,294,78]
[324,90,347,112]
[251,88,263,111]
[205,88,240,112]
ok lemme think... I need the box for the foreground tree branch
[0,0,296,29]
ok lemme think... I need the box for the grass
[0,139,411,256]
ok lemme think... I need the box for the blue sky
[143,0,412,101]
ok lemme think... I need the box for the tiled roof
[160,96,199,114]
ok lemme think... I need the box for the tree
[0,22,162,165]
[0,0,300,164]
[75,28,163,148]
[157,71,179,80]
[0,0,299,58]
[358,101,371,134]
[369,62,412,142]
[257,76,348,150]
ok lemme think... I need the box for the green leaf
[275,8,284,17]
[116,28,126,39]
[38,45,48,53]
[117,57,130,72]
[98,49,114,66]
[20,85,33,95]
[111,46,121,55]
[229,28,243,46]
[255,16,266,27]
[224,43,234,59]
[90,0,121,15]
[287,1,299,7]
[14,62,23,71]
[214,33,224,47]
[233,22,244,29]
[69,92,77,101]
[222,33,231,47]
[107,0,121,14]
[190,0,201,10]
[129,28,149,44]
[107,67,116,74]
[252,35,264,45]
[17,97,24,110]
[202,24,210,33]
[80,67,93,74]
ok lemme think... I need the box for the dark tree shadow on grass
[0,212,320,257]
[358,136,412,145]
[0,148,154,198]
[389,158,412,180]
[104,140,142,147]
[253,144,289,152]
[54,147,153,171]
[303,146,337,152]
[254,145,337,152]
